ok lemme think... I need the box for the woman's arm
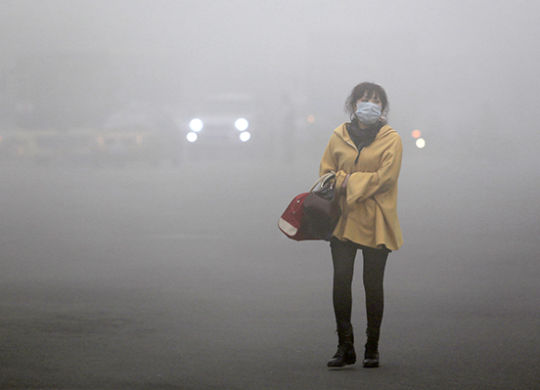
[340,135,402,204]
[319,136,337,176]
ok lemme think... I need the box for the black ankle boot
[363,328,379,368]
[327,324,356,368]
[363,346,379,368]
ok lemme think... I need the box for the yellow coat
[319,123,403,250]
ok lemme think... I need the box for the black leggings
[330,237,389,331]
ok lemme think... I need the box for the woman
[319,82,403,368]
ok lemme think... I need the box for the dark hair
[345,82,389,119]
[344,82,389,154]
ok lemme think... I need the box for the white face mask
[355,102,382,125]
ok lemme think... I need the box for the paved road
[1,158,538,389]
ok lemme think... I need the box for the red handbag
[278,172,341,241]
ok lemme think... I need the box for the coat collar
[333,122,394,147]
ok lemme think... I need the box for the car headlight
[234,118,249,131]
[189,118,204,132]
[239,131,251,142]
[186,132,198,143]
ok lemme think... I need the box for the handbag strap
[309,171,335,192]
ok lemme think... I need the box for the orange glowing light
[307,115,315,124]
[412,129,421,139]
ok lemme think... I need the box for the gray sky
[1,0,539,146]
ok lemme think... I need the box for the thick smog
[0,1,539,389]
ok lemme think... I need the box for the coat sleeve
[344,135,402,204]
[319,136,337,176]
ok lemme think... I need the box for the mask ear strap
[381,106,388,120]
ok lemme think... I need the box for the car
[180,93,257,147]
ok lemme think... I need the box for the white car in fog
[181,93,256,145]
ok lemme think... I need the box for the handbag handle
[309,171,336,192]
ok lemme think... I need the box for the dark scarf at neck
[346,118,385,163]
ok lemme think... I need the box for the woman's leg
[327,237,358,367]
[361,247,389,367]
[362,247,388,331]
[330,238,358,329]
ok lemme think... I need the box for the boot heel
[327,344,356,367]
[345,348,357,365]
[362,352,379,368]
[327,324,356,367]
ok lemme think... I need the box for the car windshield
[198,94,255,116]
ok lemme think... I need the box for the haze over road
[1,156,538,389]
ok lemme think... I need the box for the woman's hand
[335,171,351,195]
